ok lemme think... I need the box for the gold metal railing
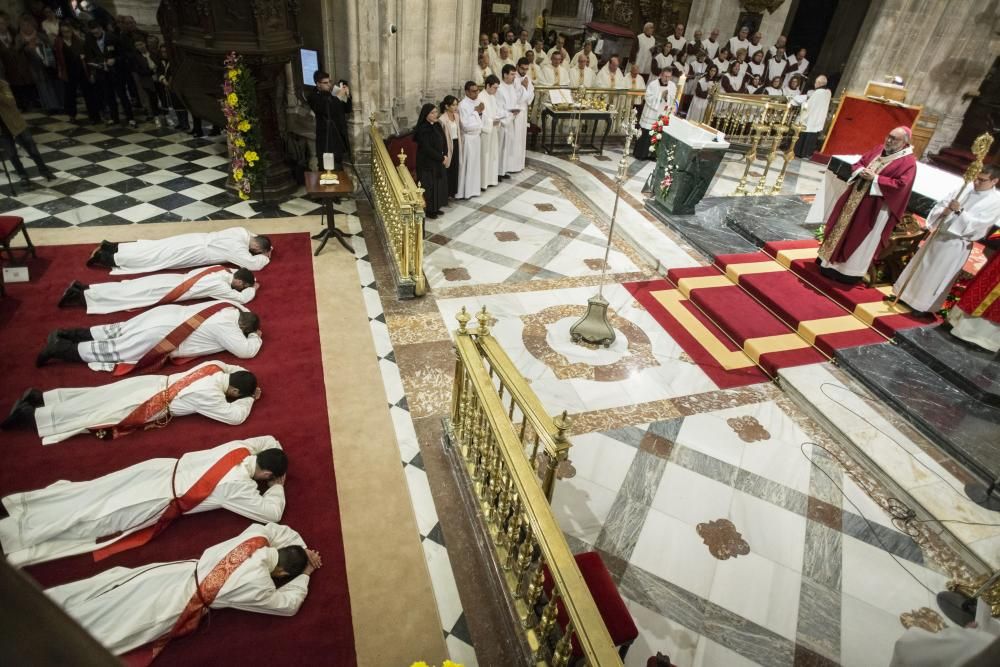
[448,306,622,666]
[369,115,426,297]
[528,85,645,135]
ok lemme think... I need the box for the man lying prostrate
[37,302,263,374]
[86,227,272,274]
[45,523,321,660]
[58,266,258,314]
[1,360,260,444]
[1,436,288,566]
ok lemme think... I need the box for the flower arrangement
[648,112,671,154]
[222,52,265,201]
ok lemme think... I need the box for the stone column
[839,0,997,153]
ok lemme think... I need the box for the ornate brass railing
[369,115,426,297]
[448,306,622,666]
[528,85,645,135]
[703,90,803,147]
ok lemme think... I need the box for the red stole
[112,302,232,376]
[93,447,251,561]
[90,363,224,440]
[154,266,228,307]
[957,253,1000,324]
[121,535,269,667]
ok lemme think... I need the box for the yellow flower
[227,92,238,107]
[233,168,244,180]
[234,137,245,147]
[228,69,238,81]
[237,120,251,132]
[238,190,249,200]
[409,663,430,667]
[244,151,259,164]
[443,661,465,667]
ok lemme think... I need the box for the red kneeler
[0,215,35,264]
[542,551,639,662]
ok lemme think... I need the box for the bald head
[814,75,828,88]
[885,126,911,153]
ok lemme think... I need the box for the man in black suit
[83,20,135,127]
[307,71,352,170]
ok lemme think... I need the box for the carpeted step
[738,270,886,356]
[763,239,820,268]
[685,279,826,376]
[666,265,734,298]
[786,257,929,336]
[712,251,787,283]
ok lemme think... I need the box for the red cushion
[0,216,24,239]
[542,551,638,656]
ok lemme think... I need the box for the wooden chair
[0,216,36,265]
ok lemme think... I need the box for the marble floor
[8,117,994,666]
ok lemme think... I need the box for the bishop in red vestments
[817,127,917,283]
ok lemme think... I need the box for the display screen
[300,48,320,87]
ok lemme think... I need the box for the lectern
[648,118,730,215]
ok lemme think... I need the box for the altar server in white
[794,75,831,158]
[58,266,257,314]
[634,68,677,160]
[500,59,534,175]
[1,360,260,444]
[480,75,504,188]
[87,227,272,274]
[1,436,288,566]
[892,166,1000,314]
[45,523,320,658]
[635,22,656,76]
[36,301,263,372]
[456,81,485,199]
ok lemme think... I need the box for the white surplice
[701,38,720,60]
[46,523,310,655]
[571,49,598,72]
[84,266,257,315]
[111,227,270,275]
[540,64,569,87]
[893,188,1000,312]
[480,91,503,187]
[473,65,493,87]
[595,65,623,88]
[569,66,594,88]
[499,76,533,174]
[639,79,676,129]
[0,436,285,566]
[456,96,484,199]
[802,88,832,132]
[34,360,257,445]
[79,302,263,371]
[635,33,657,74]
[949,306,1000,352]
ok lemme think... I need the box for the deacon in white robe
[892,178,1000,313]
[89,227,272,275]
[37,302,263,371]
[570,56,595,87]
[571,44,599,72]
[480,77,504,188]
[0,435,287,566]
[3,360,259,444]
[635,22,657,76]
[501,61,534,175]
[46,522,317,656]
[456,84,485,199]
[62,265,257,315]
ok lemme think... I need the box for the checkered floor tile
[0,113,322,227]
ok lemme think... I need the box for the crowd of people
[0,1,219,184]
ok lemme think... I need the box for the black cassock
[308,90,352,168]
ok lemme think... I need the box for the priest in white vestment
[570,56,595,87]
[635,22,657,76]
[491,45,515,75]
[794,75,831,158]
[456,82,485,199]
[2,360,260,444]
[36,302,263,371]
[571,42,599,72]
[892,169,1000,313]
[88,227,272,275]
[480,75,504,188]
[634,69,676,160]
[46,523,319,657]
[511,31,531,61]
[474,52,493,87]
[546,36,570,68]
[889,599,1000,667]
[540,52,569,87]
[596,56,624,88]
[624,64,646,109]
[60,266,257,314]
[500,60,533,175]
[1,435,288,566]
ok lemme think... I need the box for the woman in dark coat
[413,102,449,218]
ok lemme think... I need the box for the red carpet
[0,234,356,666]
[763,240,932,337]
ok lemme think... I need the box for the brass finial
[553,410,572,443]
[369,111,376,125]
[476,306,492,335]
[456,306,471,335]
[964,132,994,183]
[398,149,407,167]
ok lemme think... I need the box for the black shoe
[55,327,92,343]
[41,169,55,182]
[0,399,35,430]
[58,283,85,308]
[22,389,43,407]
